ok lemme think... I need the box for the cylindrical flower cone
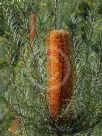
[9,119,18,135]
[46,30,75,122]
[29,12,37,42]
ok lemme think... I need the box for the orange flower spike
[9,119,18,135]
[46,30,75,120]
[29,12,37,42]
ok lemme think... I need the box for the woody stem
[53,0,58,29]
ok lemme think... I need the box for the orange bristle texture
[46,30,75,121]
[10,119,18,135]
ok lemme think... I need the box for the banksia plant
[46,30,75,124]
[1,0,102,136]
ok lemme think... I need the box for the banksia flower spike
[9,119,18,135]
[29,12,37,42]
[46,30,75,122]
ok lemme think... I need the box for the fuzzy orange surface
[9,119,18,135]
[46,30,75,121]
